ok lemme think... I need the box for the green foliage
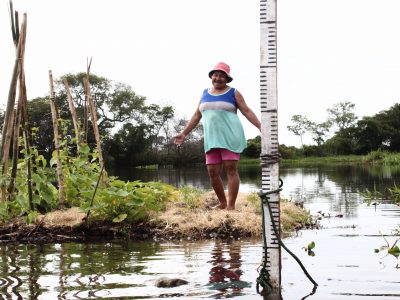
[303,241,316,256]
[374,232,400,267]
[287,115,312,148]
[178,185,204,209]
[362,150,400,166]
[242,136,261,158]
[246,192,261,212]
[361,181,400,206]
[327,101,357,132]
[85,180,177,222]
[1,119,178,224]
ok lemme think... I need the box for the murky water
[0,164,399,299]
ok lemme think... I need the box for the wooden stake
[1,13,27,202]
[8,70,24,201]
[83,77,104,171]
[49,70,65,208]
[63,79,81,148]
[20,70,34,210]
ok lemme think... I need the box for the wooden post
[49,70,65,208]
[83,77,104,171]
[260,0,281,293]
[8,71,24,201]
[63,79,81,148]
[20,70,34,210]
[1,13,27,202]
[8,11,28,201]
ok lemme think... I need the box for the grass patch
[152,191,315,239]
[362,150,400,165]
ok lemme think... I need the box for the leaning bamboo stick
[83,77,104,171]
[8,11,28,202]
[49,70,65,208]
[8,69,24,201]
[1,13,27,202]
[1,109,15,201]
[20,70,33,210]
[63,79,81,148]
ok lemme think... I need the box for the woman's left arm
[235,90,261,130]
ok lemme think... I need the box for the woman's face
[211,71,228,89]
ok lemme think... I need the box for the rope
[260,153,282,167]
[256,179,318,295]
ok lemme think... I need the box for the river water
[0,164,399,299]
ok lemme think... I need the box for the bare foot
[212,203,227,209]
[226,206,235,210]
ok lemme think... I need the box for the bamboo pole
[1,13,27,202]
[63,79,81,148]
[8,71,23,201]
[8,10,28,202]
[82,58,92,143]
[49,70,65,208]
[1,109,15,201]
[83,77,104,171]
[20,70,34,210]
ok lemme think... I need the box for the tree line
[0,73,205,170]
[3,73,396,166]
[244,100,400,159]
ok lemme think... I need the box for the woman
[174,62,261,210]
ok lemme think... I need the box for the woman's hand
[173,133,186,145]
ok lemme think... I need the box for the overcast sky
[1,0,400,147]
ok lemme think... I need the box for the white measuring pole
[260,0,281,292]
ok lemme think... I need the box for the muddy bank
[0,192,317,244]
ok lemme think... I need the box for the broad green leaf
[113,213,127,223]
[126,199,144,206]
[307,241,315,250]
[388,246,400,257]
[31,173,43,184]
[116,190,129,197]
[80,144,90,154]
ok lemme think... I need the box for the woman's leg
[223,160,239,210]
[207,163,227,209]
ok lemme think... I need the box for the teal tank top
[199,87,247,153]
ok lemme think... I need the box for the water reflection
[207,241,251,298]
[1,165,400,299]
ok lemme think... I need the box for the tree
[287,115,311,148]
[242,135,261,158]
[57,73,147,135]
[308,121,331,146]
[327,101,357,132]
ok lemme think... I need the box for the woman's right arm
[173,102,202,145]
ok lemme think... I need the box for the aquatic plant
[363,150,400,165]
[362,182,400,206]
[374,231,400,268]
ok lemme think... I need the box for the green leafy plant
[303,241,316,256]
[0,119,178,225]
[178,185,203,209]
[246,192,261,212]
[374,231,400,268]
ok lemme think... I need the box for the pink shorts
[205,148,240,165]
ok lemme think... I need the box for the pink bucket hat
[208,62,233,83]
